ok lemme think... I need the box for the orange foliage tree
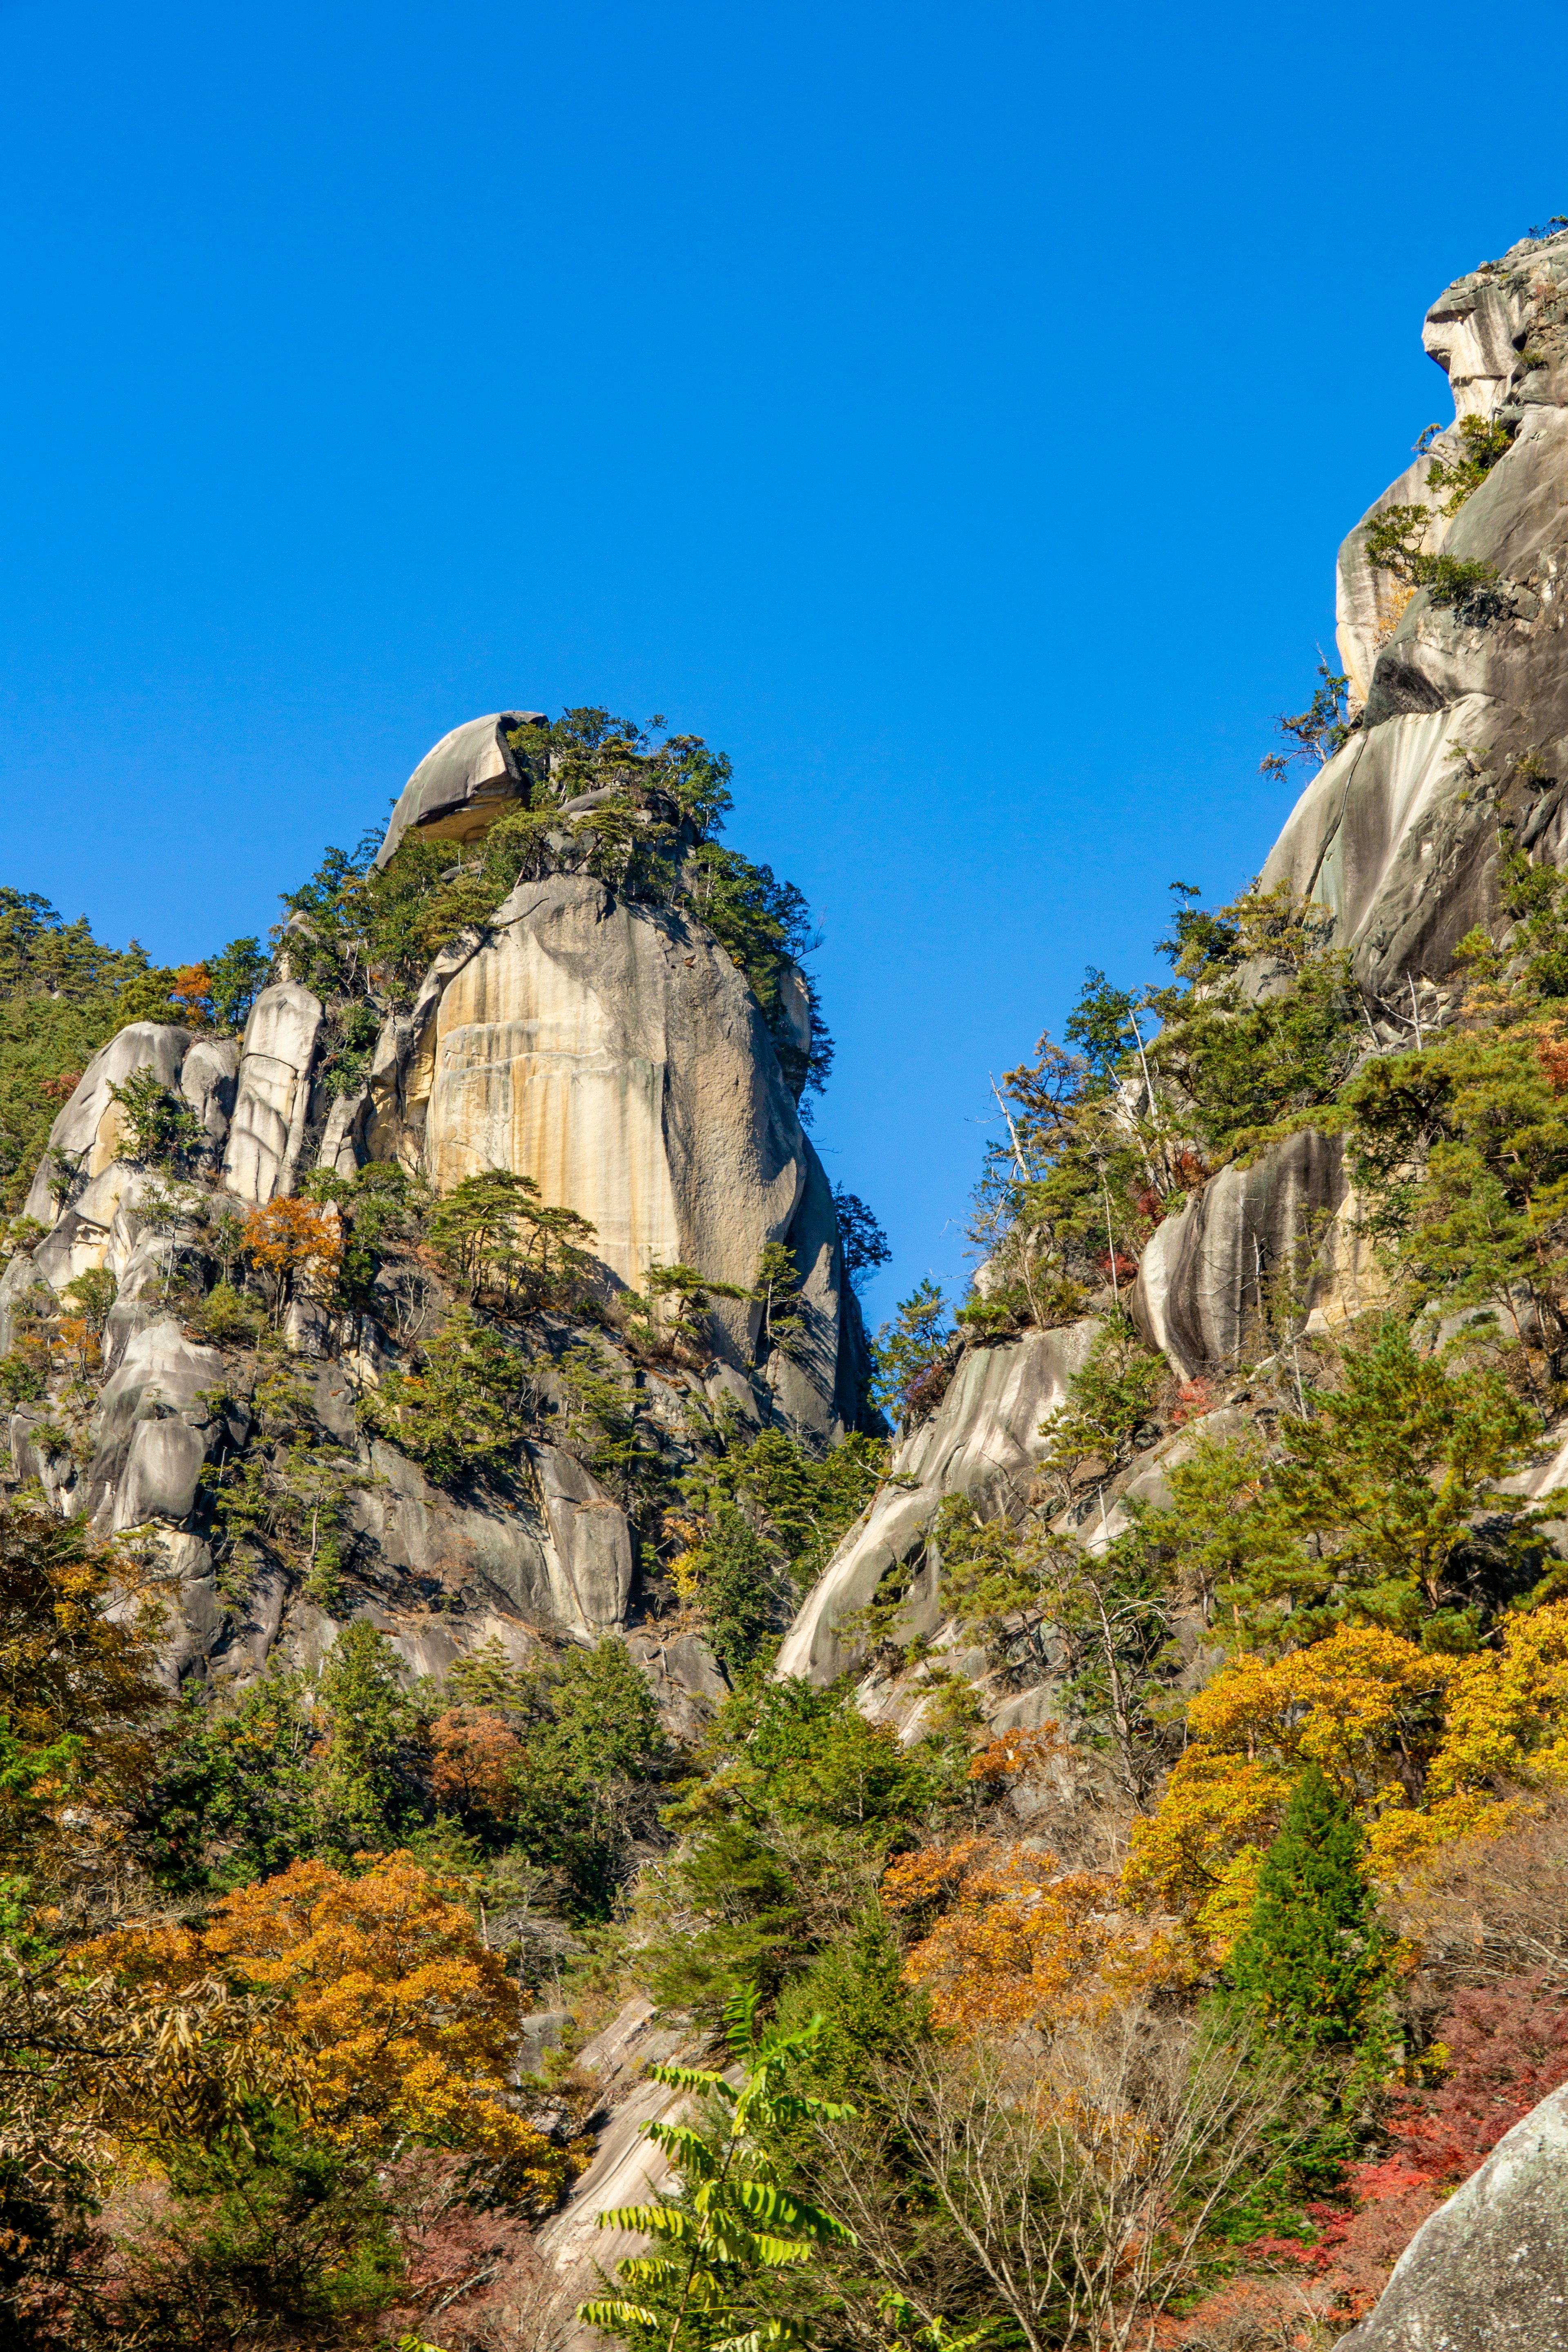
[1125,1606,1568,1950]
[883,1833,1183,2033]
[87,1850,569,2199]
[243,1197,344,1323]
[430,1706,521,1826]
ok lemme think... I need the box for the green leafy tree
[752,1243,806,1363]
[1258,658,1350,780]
[138,1669,324,1893]
[1038,1312,1164,1502]
[428,1167,597,1312]
[580,1982,857,2352]
[1362,501,1499,610]
[639,1260,750,1358]
[679,1429,887,1591]
[645,1681,951,2015]
[506,1639,675,1920]
[358,1305,528,1484]
[557,1345,666,1511]
[204,935,272,1032]
[0,890,156,1209]
[105,1067,204,1172]
[1129,1320,1545,1649]
[829,1188,890,1289]
[871,1281,950,1424]
[1226,1762,1392,2053]
[309,1622,428,1860]
[1424,412,1514,515]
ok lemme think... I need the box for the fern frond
[648,2060,734,2098]
[577,2302,661,2332]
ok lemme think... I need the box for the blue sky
[3,0,1566,1332]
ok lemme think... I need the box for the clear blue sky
[3,0,1565,1332]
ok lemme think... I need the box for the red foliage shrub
[1170,1379,1214,1427]
[1094,1249,1141,1284]
[1163,1975,1568,2340]
[1152,2274,1314,2348]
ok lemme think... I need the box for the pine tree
[1227,1762,1390,2050]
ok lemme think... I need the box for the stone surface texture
[375,710,545,866]
[1130,1130,1383,1380]
[1335,2080,1568,2349]
[1267,231,1568,1007]
[223,982,325,1205]
[777,1322,1100,1686]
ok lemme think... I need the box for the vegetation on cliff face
[278,708,836,1111]
[16,505,1568,2352]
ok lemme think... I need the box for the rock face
[1130,1129,1382,1381]
[376,710,546,866]
[22,1024,194,1225]
[777,1323,1099,1687]
[1335,2079,1568,2349]
[223,983,324,1204]
[364,868,866,1440]
[6,711,873,1711]
[1267,230,1568,1006]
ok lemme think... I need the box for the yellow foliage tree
[883,1836,1183,2032]
[0,1503,167,1916]
[1126,1606,1568,1949]
[86,1850,570,2199]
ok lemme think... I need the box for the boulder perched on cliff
[376,709,546,866]
[1336,2079,1568,2349]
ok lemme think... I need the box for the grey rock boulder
[23,1024,193,1226]
[1130,1129,1360,1381]
[1335,2078,1568,2349]
[180,1037,239,1147]
[375,711,546,868]
[85,1319,226,1530]
[223,983,324,1205]
[358,1438,636,1646]
[532,1442,636,1637]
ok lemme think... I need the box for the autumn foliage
[1125,1606,1568,1950]
[884,1835,1180,2032]
[243,1197,344,1318]
[430,1706,521,1823]
[86,1851,568,2196]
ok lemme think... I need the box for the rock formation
[777,227,1568,1716]
[4,714,874,1702]
[1268,234,1568,1005]
[1335,2078,1568,2348]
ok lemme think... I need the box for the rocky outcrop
[22,1023,194,1225]
[777,1321,1100,1686]
[1266,230,1568,1006]
[4,708,877,1711]
[364,866,862,1442]
[223,982,325,1205]
[83,1319,229,1531]
[1130,1129,1382,1381]
[1335,2079,1568,2349]
[375,710,546,867]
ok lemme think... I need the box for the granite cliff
[2,709,875,1717]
